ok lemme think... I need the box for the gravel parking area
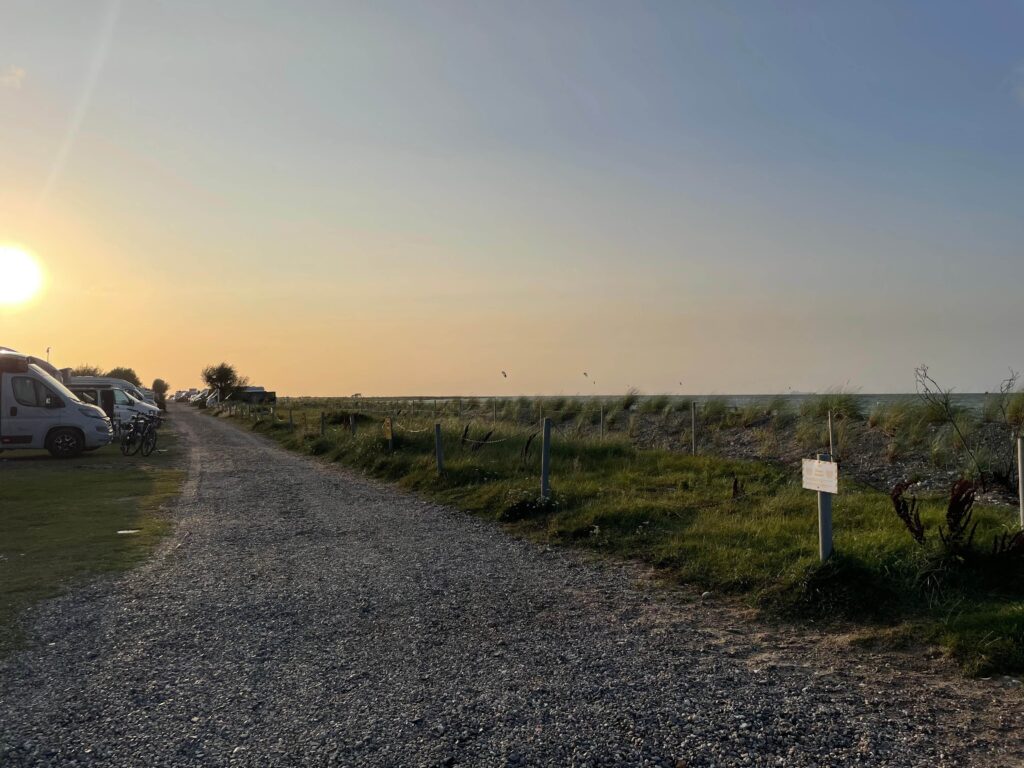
[1,407,1021,767]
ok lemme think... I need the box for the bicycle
[120,413,160,457]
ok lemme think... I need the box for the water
[663,393,990,416]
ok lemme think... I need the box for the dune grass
[222,404,1024,675]
[0,432,184,653]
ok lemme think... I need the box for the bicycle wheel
[120,428,134,456]
[140,427,158,457]
[123,426,144,456]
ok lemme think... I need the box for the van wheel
[47,429,84,458]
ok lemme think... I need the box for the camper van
[67,376,149,404]
[68,383,161,425]
[0,351,113,457]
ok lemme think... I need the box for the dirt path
[1,407,1021,767]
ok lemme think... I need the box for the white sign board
[802,458,838,494]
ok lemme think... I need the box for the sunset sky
[2,1,1023,395]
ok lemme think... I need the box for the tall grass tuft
[618,388,640,412]
[799,388,863,421]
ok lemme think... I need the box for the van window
[113,389,133,405]
[12,377,57,407]
[74,390,98,404]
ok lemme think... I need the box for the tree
[105,367,142,386]
[70,364,103,376]
[152,378,169,411]
[202,362,240,398]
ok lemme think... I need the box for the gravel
[2,407,1022,767]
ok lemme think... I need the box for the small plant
[890,482,926,545]
[939,479,978,556]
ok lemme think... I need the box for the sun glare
[0,246,43,306]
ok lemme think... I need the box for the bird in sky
[501,371,507,378]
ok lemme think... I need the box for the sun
[0,246,43,306]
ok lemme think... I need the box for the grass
[0,429,184,653]
[800,388,864,421]
[221,403,1024,676]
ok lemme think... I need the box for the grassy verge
[0,427,185,653]
[223,406,1023,676]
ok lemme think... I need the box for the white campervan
[67,376,149,404]
[67,383,161,426]
[0,351,113,457]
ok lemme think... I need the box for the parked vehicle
[0,351,112,457]
[229,387,277,405]
[68,376,149,404]
[68,383,161,426]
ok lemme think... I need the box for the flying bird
[501,371,507,378]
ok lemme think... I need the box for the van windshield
[29,364,82,404]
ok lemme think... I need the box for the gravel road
[2,407,1022,767]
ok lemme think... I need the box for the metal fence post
[320,412,326,437]
[349,413,357,436]
[817,452,834,561]
[435,423,444,475]
[289,409,294,427]
[599,402,604,440]
[541,417,552,499]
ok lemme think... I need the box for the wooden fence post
[691,401,697,455]
[541,417,552,500]
[435,423,444,474]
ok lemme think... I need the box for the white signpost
[803,454,838,561]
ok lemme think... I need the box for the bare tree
[914,364,981,483]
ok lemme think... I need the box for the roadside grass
[0,430,184,654]
[222,405,1024,675]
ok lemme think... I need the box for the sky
[1,1,1023,396]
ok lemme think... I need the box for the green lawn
[224,405,1024,676]
[0,427,184,653]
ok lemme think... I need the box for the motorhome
[68,383,161,425]
[0,351,112,457]
[68,376,149,404]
